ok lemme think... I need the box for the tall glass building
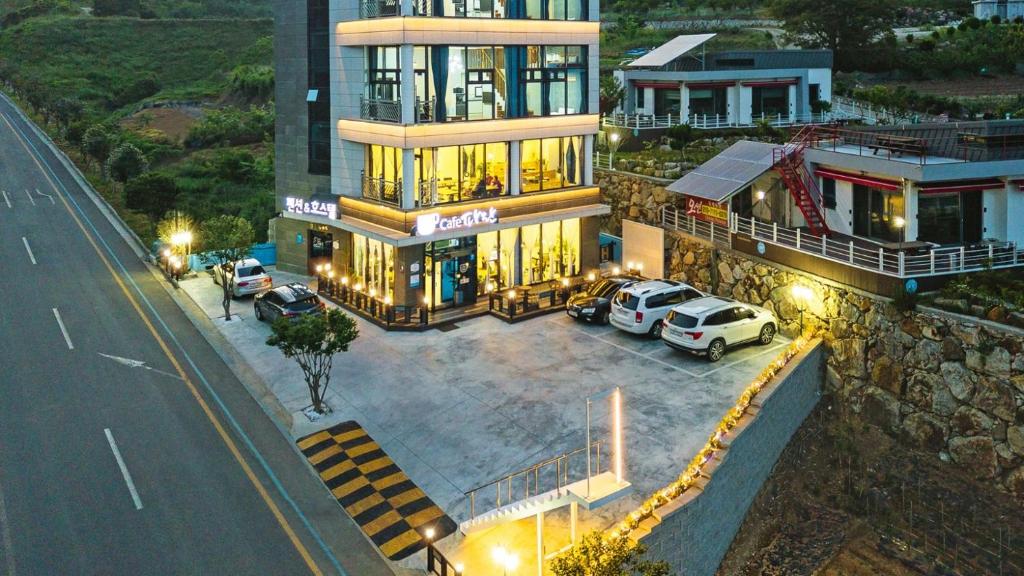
[273,0,606,313]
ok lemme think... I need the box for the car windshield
[667,310,699,328]
[614,291,640,311]
[236,266,265,277]
[284,296,319,311]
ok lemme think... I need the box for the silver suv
[609,280,705,338]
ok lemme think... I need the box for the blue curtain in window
[504,46,520,118]
[432,45,449,121]
[565,138,577,184]
[432,0,444,16]
[540,0,549,19]
[506,0,522,18]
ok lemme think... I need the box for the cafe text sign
[416,207,498,237]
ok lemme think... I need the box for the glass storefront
[752,86,789,118]
[473,218,581,295]
[520,136,583,193]
[689,87,727,118]
[351,233,396,300]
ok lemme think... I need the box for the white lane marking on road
[103,429,143,511]
[52,308,73,350]
[1,190,10,209]
[98,352,183,381]
[21,237,36,265]
[0,475,16,576]
[34,188,54,205]
[23,190,34,207]
[699,341,789,378]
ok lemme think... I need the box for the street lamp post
[608,132,621,170]
[791,285,812,335]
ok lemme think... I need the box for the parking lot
[179,268,790,533]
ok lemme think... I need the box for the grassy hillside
[0,15,271,114]
[0,13,276,244]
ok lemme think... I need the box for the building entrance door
[308,229,333,274]
[424,237,478,309]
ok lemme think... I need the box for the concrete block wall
[637,342,825,576]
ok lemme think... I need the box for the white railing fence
[602,110,856,131]
[660,206,1023,279]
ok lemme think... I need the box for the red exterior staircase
[772,125,830,237]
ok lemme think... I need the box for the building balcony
[336,17,600,47]
[339,113,599,149]
[358,0,431,17]
[360,172,403,206]
[359,97,403,123]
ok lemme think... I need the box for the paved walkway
[178,268,790,572]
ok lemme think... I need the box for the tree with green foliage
[600,75,626,115]
[106,142,148,190]
[52,97,84,139]
[81,124,113,171]
[125,172,179,219]
[550,532,671,576]
[769,0,897,70]
[266,309,359,415]
[228,64,274,101]
[199,215,254,320]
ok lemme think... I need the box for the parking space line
[1,190,10,208]
[52,308,73,350]
[699,341,789,378]
[23,189,34,206]
[21,237,36,265]
[104,428,143,510]
[550,319,702,377]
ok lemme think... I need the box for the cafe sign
[285,196,337,220]
[684,195,728,225]
[416,207,498,237]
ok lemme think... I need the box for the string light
[601,333,815,543]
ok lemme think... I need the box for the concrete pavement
[0,92,395,576]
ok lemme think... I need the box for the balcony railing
[361,172,402,206]
[359,97,402,123]
[415,98,437,124]
[358,0,431,17]
[602,111,852,130]
[661,206,1024,279]
[417,179,437,207]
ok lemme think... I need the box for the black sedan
[566,275,644,324]
[254,282,325,323]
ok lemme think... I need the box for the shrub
[125,172,179,219]
[228,64,274,101]
[185,106,274,148]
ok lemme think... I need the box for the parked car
[213,258,272,298]
[609,280,705,338]
[566,274,644,324]
[254,283,325,323]
[661,296,777,362]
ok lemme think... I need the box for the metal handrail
[464,441,603,519]
[415,97,436,123]
[360,170,402,206]
[359,0,401,17]
[601,111,846,130]
[360,96,402,123]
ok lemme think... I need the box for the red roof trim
[815,168,901,191]
[741,78,799,87]
[634,81,680,89]
[685,81,736,89]
[919,179,1004,194]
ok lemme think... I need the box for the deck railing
[602,111,846,130]
[661,206,1024,279]
[361,171,402,206]
[359,96,402,123]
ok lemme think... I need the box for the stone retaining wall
[595,168,682,236]
[636,341,825,576]
[664,230,1024,498]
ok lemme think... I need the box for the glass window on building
[561,217,581,276]
[368,46,401,101]
[522,46,587,117]
[654,89,680,116]
[521,136,583,192]
[520,224,543,284]
[364,145,402,203]
[918,192,983,246]
[541,220,561,281]
[852,184,905,243]
[688,87,727,119]
[351,234,395,300]
[500,228,519,287]
[752,86,789,119]
[422,143,508,204]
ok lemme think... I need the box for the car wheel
[707,339,726,362]
[759,323,776,345]
[649,321,663,339]
[600,310,610,325]
[254,304,263,321]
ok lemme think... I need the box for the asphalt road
[0,94,394,576]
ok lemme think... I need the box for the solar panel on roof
[666,140,777,202]
[627,34,717,68]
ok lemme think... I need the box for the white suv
[661,296,777,362]
[609,280,705,338]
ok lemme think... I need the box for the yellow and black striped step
[297,421,457,561]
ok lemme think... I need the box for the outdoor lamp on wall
[893,216,906,244]
[791,285,813,335]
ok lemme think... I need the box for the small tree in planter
[199,215,254,321]
[550,532,671,576]
[266,309,359,415]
